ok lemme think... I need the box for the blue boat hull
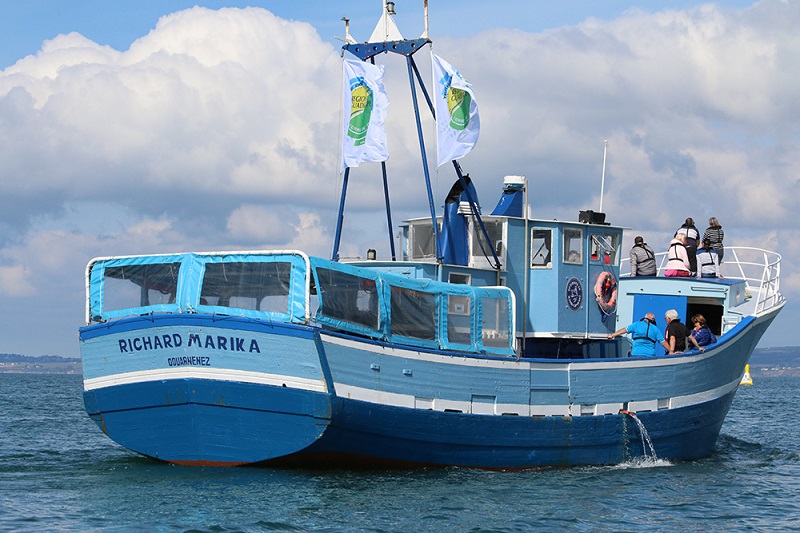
[83,377,734,469]
[79,308,777,468]
[298,389,736,468]
[80,315,333,466]
[84,378,331,466]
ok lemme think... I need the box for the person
[664,233,692,277]
[703,217,725,263]
[696,239,722,278]
[629,236,657,277]
[690,314,717,347]
[675,218,700,274]
[664,309,704,353]
[608,312,671,357]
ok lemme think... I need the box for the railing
[621,246,785,316]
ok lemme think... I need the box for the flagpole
[380,160,396,260]
[331,167,350,261]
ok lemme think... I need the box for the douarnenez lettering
[118,333,261,354]
[167,356,211,367]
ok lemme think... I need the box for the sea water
[1,373,799,532]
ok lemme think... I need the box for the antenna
[423,0,429,38]
[337,17,356,44]
[599,139,608,213]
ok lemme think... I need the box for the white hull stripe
[334,376,741,417]
[84,367,327,393]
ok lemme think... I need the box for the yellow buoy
[740,364,753,386]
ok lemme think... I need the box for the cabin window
[563,228,583,264]
[530,228,552,267]
[606,233,619,265]
[448,272,471,285]
[471,219,504,259]
[103,263,181,312]
[591,234,618,265]
[409,222,437,259]
[201,261,292,313]
[315,268,380,330]
[447,294,472,345]
[480,296,510,349]
[390,286,437,340]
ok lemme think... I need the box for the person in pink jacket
[664,233,692,277]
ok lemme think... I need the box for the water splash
[612,457,673,469]
[620,410,658,462]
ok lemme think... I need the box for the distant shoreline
[0,354,81,374]
[0,362,82,374]
[748,366,800,378]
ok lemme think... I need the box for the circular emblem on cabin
[566,277,583,311]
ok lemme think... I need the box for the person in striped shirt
[703,217,724,263]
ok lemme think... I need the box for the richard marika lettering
[118,333,261,355]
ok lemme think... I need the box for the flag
[432,53,480,167]
[341,58,390,169]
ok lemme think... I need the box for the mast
[334,1,433,261]
[335,1,500,270]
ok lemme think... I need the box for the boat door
[559,226,590,335]
[632,294,687,356]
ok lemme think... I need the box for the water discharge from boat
[621,410,658,462]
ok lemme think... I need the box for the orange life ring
[594,271,617,313]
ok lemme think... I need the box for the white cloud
[287,213,332,257]
[0,6,343,238]
[0,264,35,297]
[0,2,798,355]
[226,204,296,244]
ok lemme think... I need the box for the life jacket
[668,242,687,263]
[676,225,699,244]
[632,319,657,343]
[697,247,718,269]
[635,243,655,261]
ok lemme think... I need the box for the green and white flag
[341,58,390,169]
[432,53,480,168]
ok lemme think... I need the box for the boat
[78,3,785,468]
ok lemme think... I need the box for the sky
[0,0,797,357]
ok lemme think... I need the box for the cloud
[226,204,299,245]
[333,0,791,340]
[0,264,34,297]
[0,7,343,244]
[0,2,798,355]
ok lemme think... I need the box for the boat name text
[167,356,210,367]
[117,334,261,354]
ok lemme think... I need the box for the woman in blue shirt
[690,314,717,347]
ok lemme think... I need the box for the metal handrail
[620,246,784,315]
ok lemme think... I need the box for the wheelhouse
[398,209,625,347]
